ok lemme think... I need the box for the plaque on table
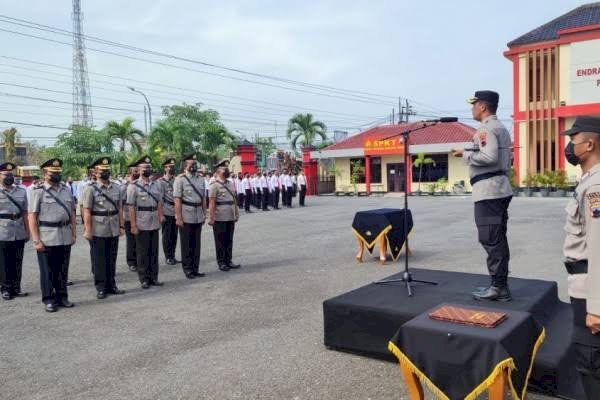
[429,305,508,328]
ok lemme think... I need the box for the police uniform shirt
[120,182,131,222]
[462,115,513,202]
[29,182,75,246]
[77,179,93,207]
[208,179,238,221]
[0,185,28,241]
[81,181,121,237]
[278,174,285,188]
[158,176,176,217]
[260,175,268,189]
[270,175,279,190]
[173,172,206,224]
[242,177,250,191]
[564,163,600,314]
[298,174,307,186]
[284,174,293,188]
[126,179,162,231]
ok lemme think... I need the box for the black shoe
[151,281,164,286]
[166,258,177,265]
[59,300,74,308]
[194,272,206,277]
[472,285,512,302]
[66,281,73,286]
[109,287,125,295]
[45,303,58,313]
[97,291,107,299]
[218,264,230,272]
[227,262,241,269]
[2,291,13,300]
[141,281,151,289]
[185,273,196,279]
[128,265,137,272]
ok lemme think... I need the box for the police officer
[158,158,179,265]
[174,153,206,279]
[28,159,76,312]
[298,170,307,207]
[208,159,240,271]
[82,157,125,299]
[561,116,600,399]
[121,164,138,271]
[0,162,29,300]
[127,155,165,289]
[451,90,513,301]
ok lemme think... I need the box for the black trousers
[124,221,137,267]
[0,240,25,294]
[135,229,159,284]
[262,188,270,210]
[286,187,293,207]
[255,189,262,208]
[91,236,119,292]
[179,223,202,275]
[273,188,280,209]
[299,184,307,206]
[37,245,71,305]
[213,221,235,266]
[474,196,512,286]
[571,298,600,399]
[237,193,244,207]
[161,215,178,260]
[244,189,252,211]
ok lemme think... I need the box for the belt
[137,206,157,212]
[216,201,235,205]
[182,200,202,207]
[565,259,588,274]
[0,213,21,220]
[470,171,506,186]
[164,199,175,206]
[39,220,70,227]
[91,210,119,216]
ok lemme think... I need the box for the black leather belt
[470,171,506,186]
[39,220,70,227]
[182,200,202,207]
[91,210,119,216]
[216,201,234,205]
[137,206,157,212]
[0,213,21,220]
[565,259,588,274]
[164,199,175,206]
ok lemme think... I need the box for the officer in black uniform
[0,162,29,300]
[158,158,179,265]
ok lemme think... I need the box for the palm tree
[286,113,327,154]
[413,152,436,193]
[1,127,17,163]
[199,123,236,168]
[105,117,144,153]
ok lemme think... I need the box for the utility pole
[398,97,402,124]
[143,105,148,134]
[72,0,93,128]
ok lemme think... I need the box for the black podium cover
[388,303,545,400]
[352,208,413,261]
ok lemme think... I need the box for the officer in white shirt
[241,173,252,213]
[298,170,308,207]
[283,170,293,208]
[259,172,269,211]
[270,171,280,210]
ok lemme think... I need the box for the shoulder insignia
[479,132,487,147]
[587,191,600,218]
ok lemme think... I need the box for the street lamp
[127,86,152,132]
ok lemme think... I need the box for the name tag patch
[587,192,600,218]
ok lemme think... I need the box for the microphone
[424,117,459,123]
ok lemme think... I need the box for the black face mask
[564,141,581,166]
[100,171,111,181]
[132,173,140,180]
[3,174,14,186]
[49,174,61,184]
[142,169,152,178]
[223,169,230,179]
[189,165,198,173]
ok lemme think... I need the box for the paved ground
[0,195,569,399]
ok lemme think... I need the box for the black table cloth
[351,208,413,261]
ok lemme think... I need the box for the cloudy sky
[0,0,587,146]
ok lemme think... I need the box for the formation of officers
[0,153,241,312]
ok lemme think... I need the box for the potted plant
[436,177,448,195]
[350,160,363,196]
[426,182,437,196]
[536,172,551,197]
[554,170,568,197]
[520,173,534,197]
[509,167,520,196]
[412,153,435,196]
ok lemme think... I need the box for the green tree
[1,127,17,163]
[105,117,145,153]
[412,152,436,193]
[24,140,50,166]
[286,113,327,154]
[199,122,237,168]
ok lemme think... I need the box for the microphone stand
[374,122,439,296]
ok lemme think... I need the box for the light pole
[127,86,152,132]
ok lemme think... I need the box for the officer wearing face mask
[28,158,77,313]
[158,158,179,266]
[208,159,240,271]
[561,116,600,399]
[173,153,206,279]
[451,90,513,302]
[121,164,139,272]
[0,162,29,301]
[81,157,125,300]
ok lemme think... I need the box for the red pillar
[237,140,257,174]
[365,155,371,195]
[302,147,318,195]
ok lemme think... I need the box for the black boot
[472,285,512,302]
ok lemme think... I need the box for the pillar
[237,140,257,175]
[302,146,318,195]
[365,155,371,195]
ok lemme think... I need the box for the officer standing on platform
[173,153,206,279]
[28,159,76,312]
[81,157,125,299]
[451,90,513,301]
[561,116,600,399]
[0,162,29,300]
[208,159,240,271]
[127,155,165,289]
[121,164,138,271]
[158,158,179,266]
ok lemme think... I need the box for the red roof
[324,122,475,150]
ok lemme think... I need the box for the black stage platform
[323,268,585,399]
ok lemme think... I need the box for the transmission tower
[72,0,93,127]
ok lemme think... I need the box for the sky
[0,0,589,147]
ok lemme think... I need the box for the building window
[350,157,381,184]
[15,147,26,157]
[411,154,448,182]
